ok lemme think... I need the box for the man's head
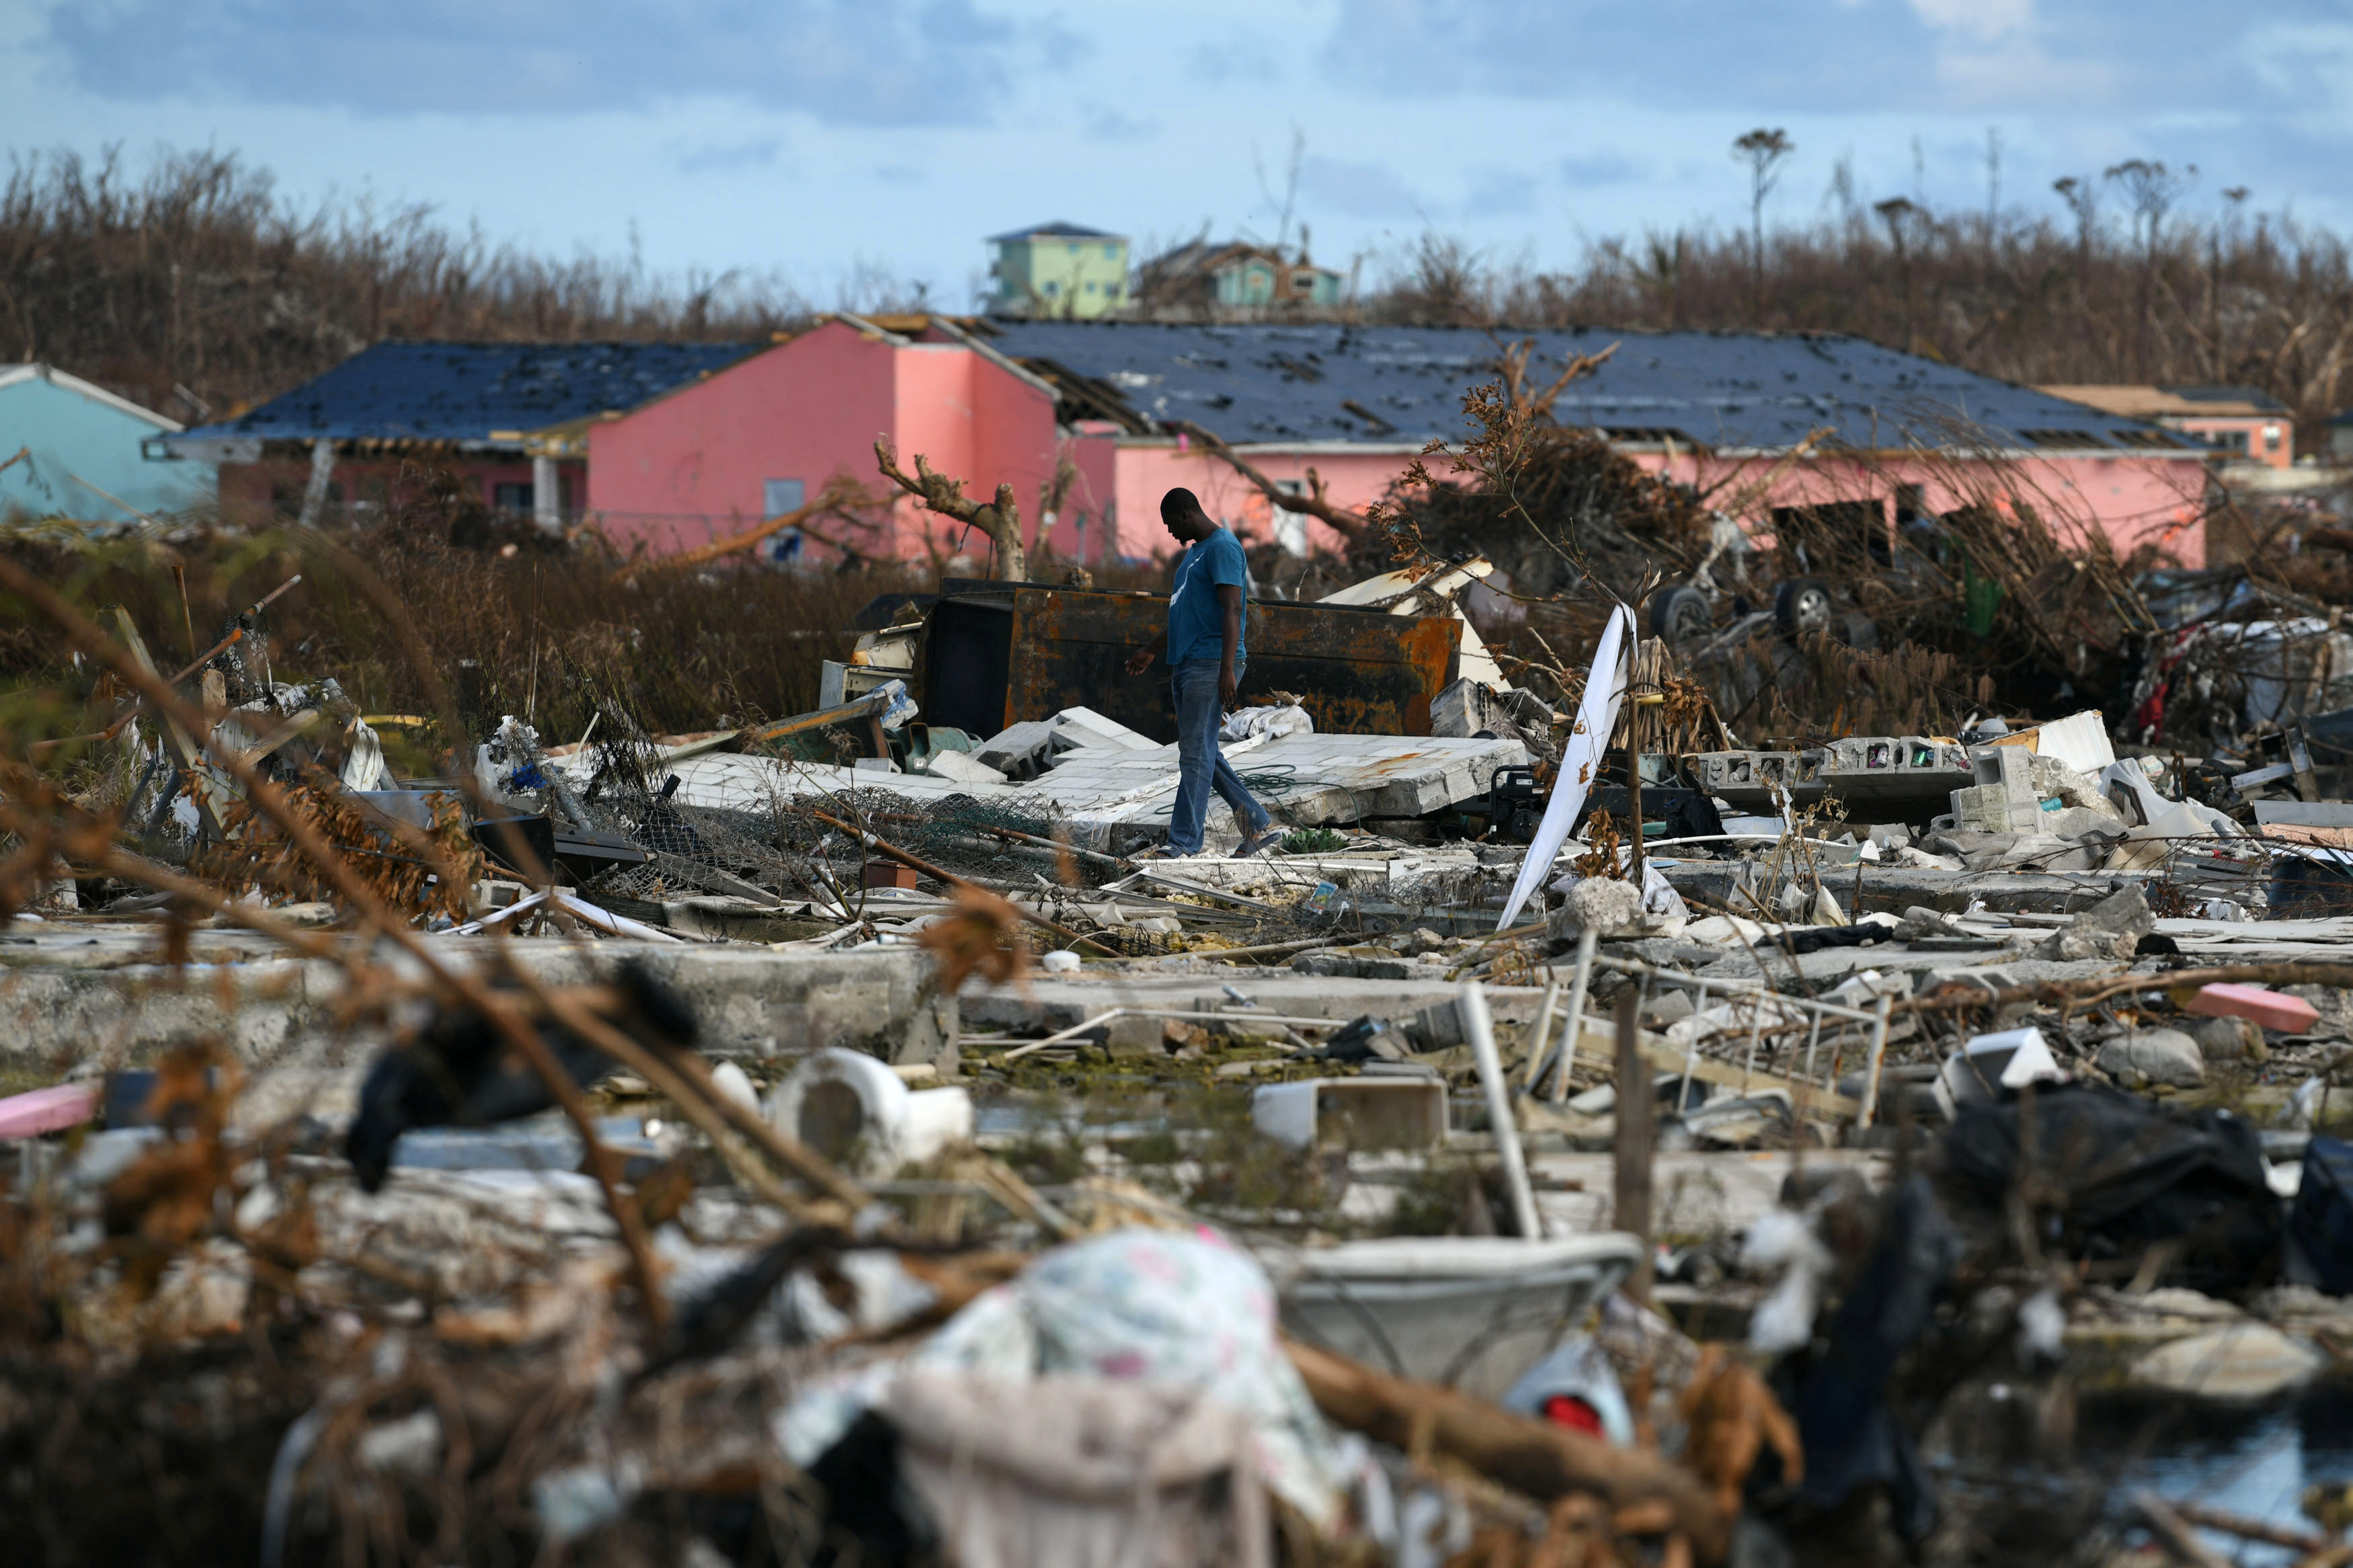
[1159,488,1215,545]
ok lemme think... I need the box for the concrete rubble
[9,552,2353,1568]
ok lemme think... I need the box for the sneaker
[1132,845,1193,861]
[1235,825,1285,858]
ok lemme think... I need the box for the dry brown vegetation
[9,142,2350,452]
[0,522,890,757]
[1364,180,2353,444]
[0,146,840,422]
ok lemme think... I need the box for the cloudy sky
[9,0,2352,308]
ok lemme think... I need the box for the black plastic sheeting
[2294,1135,2353,1294]
[1766,1174,1964,1544]
[1943,1085,2280,1292]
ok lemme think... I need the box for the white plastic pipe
[1460,980,1543,1241]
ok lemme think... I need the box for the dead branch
[616,474,877,581]
[1163,419,1367,542]
[1283,1333,1732,1561]
[797,804,1117,957]
[875,437,1029,581]
[1499,339,1619,421]
[0,554,676,1331]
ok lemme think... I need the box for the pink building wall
[2167,413,2292,469]
[586,322,1060,567]
[1627,449,2210,567]
[1105,441,1407,559]
[1101,438,2210,569]
[576,324,2209,573]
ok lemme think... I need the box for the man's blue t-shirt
[1166,528,1249,665]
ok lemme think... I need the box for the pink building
[169,325,2215,574]
[584,317,1067,567]
[2040,384,2295,471]
[990,322,2215,570]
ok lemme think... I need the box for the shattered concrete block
[1953,747,2042,833]
[2188,1016,2267,1062]
[1412,999,1465,1051]
[2098,1028,2206,1089]
[1546,878,1644,940]
[1049,705,1156,753]
[2038,804,2129,841]
[1103,1015,1167,1059]
[1431,677,1511,740]
[920,749,1008,786]
[973,719,1060,780]
[2033,883,2156,960]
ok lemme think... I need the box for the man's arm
[1217,583,1243,708]
[1125,628,1168,675]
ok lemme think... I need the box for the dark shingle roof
[2161,384,2289,412]
[177,340,761,448]
[985,322,2199,455]
[988,221,1121,242]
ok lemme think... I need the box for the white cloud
[1905,0,2033,44]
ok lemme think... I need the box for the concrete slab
[571,733,1529,852]
[0,926,954,1072]
[958,970,1555,1034]
[1659,860,2157,915]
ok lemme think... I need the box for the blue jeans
[1168,657,1272,854]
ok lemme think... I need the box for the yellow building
[987,222,1129,319]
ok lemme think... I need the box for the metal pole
[1523,973,1562,1092]
[1858,993,1895,1131]
[1461,981,1543,1242]
[1613,987,1654,1305]
[1625,635,1645,886]
[1549,926,1599,1103]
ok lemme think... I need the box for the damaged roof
[174,339,762,451]
[982,321,2204,456]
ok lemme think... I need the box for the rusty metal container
[916,579,1462,741]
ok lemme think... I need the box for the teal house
[987,222,1130,319]
[0,364,204,522]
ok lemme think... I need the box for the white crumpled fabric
[774,1227,1348,1529]
[1219,704,1314,743]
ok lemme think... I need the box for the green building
[988,222,1130,319]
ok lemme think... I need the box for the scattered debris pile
[12,502,2353,1564]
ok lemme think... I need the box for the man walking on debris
[1126,487,1282,858]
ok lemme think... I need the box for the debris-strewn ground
[9,380,2353,1566]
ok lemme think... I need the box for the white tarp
[1496,604,1634,929]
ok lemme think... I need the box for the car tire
[1647,583,1712,645]
[1774,576,1835,638]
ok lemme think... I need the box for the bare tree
[2106,158,2197,378]
[1983,126,2003,263]
[2053,175,2100,282]
[1875,197,1920,345]
[1731,128,1795,311]
[874,439,1029,581]
[1164,420,1365,542]
[1252,126,1307,257]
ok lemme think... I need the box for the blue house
[0,364,204,522]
